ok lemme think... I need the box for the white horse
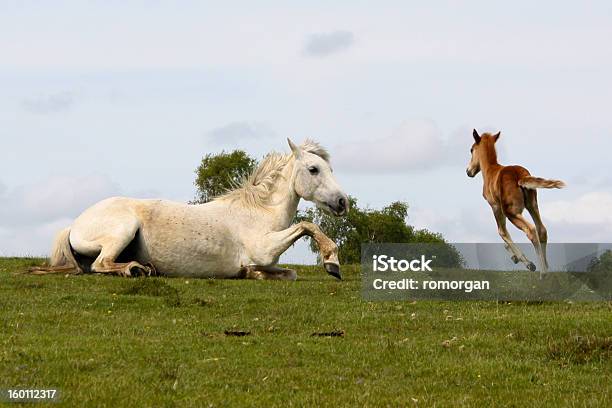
[30,139,349,280]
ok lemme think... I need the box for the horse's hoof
[527,262,536,272]
[324,263,342,280]
[144,262,157,276]
[511,255,520,264]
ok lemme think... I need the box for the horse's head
[288,138,349,216]
[466,129,500,177]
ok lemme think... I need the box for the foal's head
[288,138,349,216]
[466,129,500,177]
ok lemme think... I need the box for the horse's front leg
[251,221,341,280]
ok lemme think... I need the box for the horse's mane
[301,139,330,162]
[215,139,330,208]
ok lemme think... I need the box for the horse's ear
[287,138,302,158]
[472,129,481,144]
[493,131,501,142]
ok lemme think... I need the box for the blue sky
[1,1,611,261]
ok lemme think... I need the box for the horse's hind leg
[90,241,153,277]
[525,190,549,272]
[492,206,535,270]
[28,265,81,275]
[242,265,297,281]
[504,244,520,264]
[507,213,545,275]
[28,228,82,275]
[72,221,152,277]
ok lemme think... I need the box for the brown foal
[466,130,565,275]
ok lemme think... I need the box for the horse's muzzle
[324,262,342,280]
[328,196,349,216]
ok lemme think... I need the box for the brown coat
[467,130,565,274]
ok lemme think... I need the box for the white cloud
[0,174,122,256]
[543,192,612,242]
[334,119,454,173]
[0,174,121,227]
[21,91,75,114]
[409,206,499,243]
[2,3,611,72]
[206,121,276,145]
[546,192,612,225]
[0,217,74,257]
[303,30,355,57]
[0,174,187,256]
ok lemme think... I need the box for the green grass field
[1,258,610,407]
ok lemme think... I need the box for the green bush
[588,250,612,272]
[297,197,464,267]
[192,150,257,204]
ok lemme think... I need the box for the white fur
[56,140,348,278]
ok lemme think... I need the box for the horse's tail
[50,227,79,269]
[518,176,566,190]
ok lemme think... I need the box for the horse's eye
[308,166,319,175]
[470,147,474,154]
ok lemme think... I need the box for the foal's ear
[287,138,302,158]
[493,131,501,142]
[472,129,481,144]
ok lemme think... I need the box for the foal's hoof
[527,262,537,272]
[511,255,520,264]
[324,263,342,280]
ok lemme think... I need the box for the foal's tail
[50,227,79,268]
[519,176,566,190]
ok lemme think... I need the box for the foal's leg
[492,206,522,263]
[492,206,535,270]
[504,244,520,264]
[251,221,341,279]
[506,213,545,275]
[524,190,549,272]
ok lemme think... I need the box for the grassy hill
[1,258,610,407]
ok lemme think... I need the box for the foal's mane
[216,139,330,208]
[477,133,499,164]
